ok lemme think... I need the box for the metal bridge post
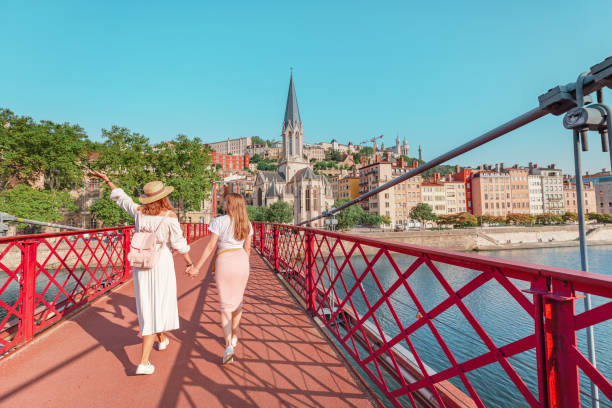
[122,230,132,280]
[21,239,39,343]
[259,223,265,254]
[542,280,581,408]
[305,231,316,313]
[273,225,279,271]
[186,224,191,244]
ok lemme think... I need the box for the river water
[321,245,612,407]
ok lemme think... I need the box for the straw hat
[140,181,174,204]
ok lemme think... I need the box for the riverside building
[563,181,596,214]
[359,158,422,226]
[529,164,564,215]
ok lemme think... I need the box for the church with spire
[253,72,334,226]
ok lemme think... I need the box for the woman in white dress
[90,170,193,375]
[189,193,252,364]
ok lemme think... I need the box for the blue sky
[2,1,612,173]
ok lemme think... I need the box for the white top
[110,188,190,254]
[208,215,253,250]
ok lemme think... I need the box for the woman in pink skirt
[189,193,252,364]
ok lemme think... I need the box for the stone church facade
[253,73,334,226]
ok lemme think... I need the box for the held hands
[185,265,200,278]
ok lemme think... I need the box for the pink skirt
[215,249,250,312]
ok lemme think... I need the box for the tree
[381,215,392,226]
[436,214,455,227]
[334,199,366,230]
[456,213,478,227]
[0,185,77,231]
[88,126,155,224]
[409,203,437,229]
[535,213,563,225]
[251,136,266,145]
[89,194,133,226]
[325,149,344,162]
[506,213,534,225]
[437,212,478,228]
[247,205,267,222]
[586,213,612,223]
[478,214,506,226]
[265,201,294,223]
[0,108,88,190]
[152,135,216,220]
[562,212,578,223]
[361,212,383,227]
[92,126,154,192]
[353,146,373,164]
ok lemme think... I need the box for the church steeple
[284,71,301,128]
[279,70,308,181]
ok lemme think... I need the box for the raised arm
[89,170,139,218]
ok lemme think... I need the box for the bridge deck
[0,238,373,407]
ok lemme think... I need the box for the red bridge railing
[0,223,207,356]
[252,222,612,408]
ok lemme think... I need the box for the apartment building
[528,175,544,215]
[304,145,326,162]
[207,137,252,156]
[563,181,596,214]
[421,183,446,215]
[245,144,267,157]
[359,162,394,221]
[210,152,250,171]
[507,166,530,214]
[452,168,476,214]
[592,176,612,214]
[530,165,564,214]
[444,181,467,214]
[338,175,360,200]
[393,175,422,225]
[471,171,512,216]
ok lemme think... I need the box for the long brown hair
[225,193,250,241]
[140,196,175,216]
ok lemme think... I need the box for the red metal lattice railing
[252,222,612,408]
[0,223,208,356]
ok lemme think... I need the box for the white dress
[111,188,190,336]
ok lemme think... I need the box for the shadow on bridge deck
[0,238,373,407]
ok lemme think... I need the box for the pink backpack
[127,211,169,269]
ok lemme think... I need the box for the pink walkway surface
[0,238,373,407]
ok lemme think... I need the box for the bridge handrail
[252,222,612,408]
[0,222,208,357]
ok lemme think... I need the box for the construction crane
[359,134,384,153]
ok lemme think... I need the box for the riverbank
[348,224,612,251]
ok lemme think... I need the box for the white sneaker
[135,362,155,375]
[231,335,237,348]
[156,337,169,351]
[222,345,234,365]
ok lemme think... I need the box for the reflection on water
[319,245,612,407]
